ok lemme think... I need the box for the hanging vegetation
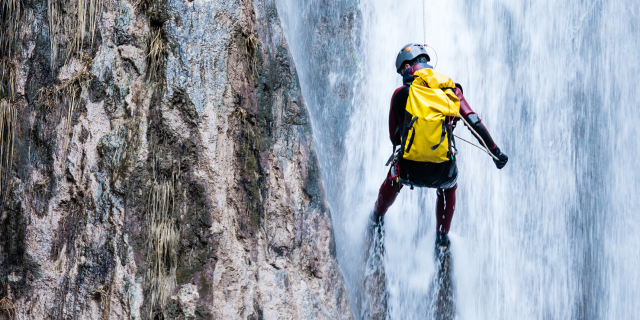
[146,173,179,318]
[47,0,104,64]
[145,26,167,82]
[0,59,15,203]
[0,0,22,58]
[0,99,16,185]
[0,296,16,320]
[37,63,92,155]
[0,58,15,102]
[0,0,21,101]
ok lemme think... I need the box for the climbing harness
[388,160,400,183]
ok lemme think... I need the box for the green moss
[199,277,211,297]
[163,298,181,319]
[177,183,210,283]
[175,251,205,284]
[234,116,265,228]
[304,147,325,211]
[96,121,141,190]
[194,306,213,320]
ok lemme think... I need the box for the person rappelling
[367,44,509,255]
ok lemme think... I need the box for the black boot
[366,211,384,250]
[368,211,384,230]
[435,232,451,257]
[433,232,455,319]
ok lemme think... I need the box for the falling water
[277,0,640,319]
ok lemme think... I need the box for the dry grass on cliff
[146,176,178,317]
[0,99,16,191]
[59,67,91,153]
[93,285,111,319]
[0,58,15,101]
[244,33,259,75]
[146,27,167,81]
[137,0,168,83]
[47,0,103,63]
[0,62,15,194]
[134,0,152,11]
[0,297,15,320]
[38,66,91,155]
[0,0,22,58]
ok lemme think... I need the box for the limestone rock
[0,0,352,319]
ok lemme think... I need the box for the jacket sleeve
[388,86,405,146]
[454,87,497,150]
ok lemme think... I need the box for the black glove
[491,146,509,169]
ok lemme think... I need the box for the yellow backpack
[401,68,460,163]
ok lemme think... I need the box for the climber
[368,43,508,254]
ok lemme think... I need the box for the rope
[453,134,497,158]
[422,1,438,68]
[428,45,438,69]
[423,0,427,44]
[456,116,500,160]
[421,0,496,161]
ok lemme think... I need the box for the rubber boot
[434,233,451,268]
[368,210,383,231]
[365,211,384,256]
[435,232,451,251]
[433,231,455,319]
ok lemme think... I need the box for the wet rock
[2,0,352,318]
[361,224,387,320]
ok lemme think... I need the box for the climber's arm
[454,86,508,169]
[455,86,497,150]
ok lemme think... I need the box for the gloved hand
[491,146,509,169]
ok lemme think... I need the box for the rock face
[275,0,361,224]
[0,0,352,319]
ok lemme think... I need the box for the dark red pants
[374,172,457,234]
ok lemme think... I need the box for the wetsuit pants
[373,168,457,234]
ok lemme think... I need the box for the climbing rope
[456,116,500,160]
[422,1,438,68]
[423,0,427,44]
[421,0,497,161]
[453,134,497,159]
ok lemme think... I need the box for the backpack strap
[448,155,457,178]
[404,116,419,154]
[430,120,447,151]
[445,121,457,178]
[407,115,419,129]
[449,124,457,154]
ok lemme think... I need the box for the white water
[277,0,640,319]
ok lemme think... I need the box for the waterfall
[277,0,640,319]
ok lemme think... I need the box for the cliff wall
[0,0,352,319]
